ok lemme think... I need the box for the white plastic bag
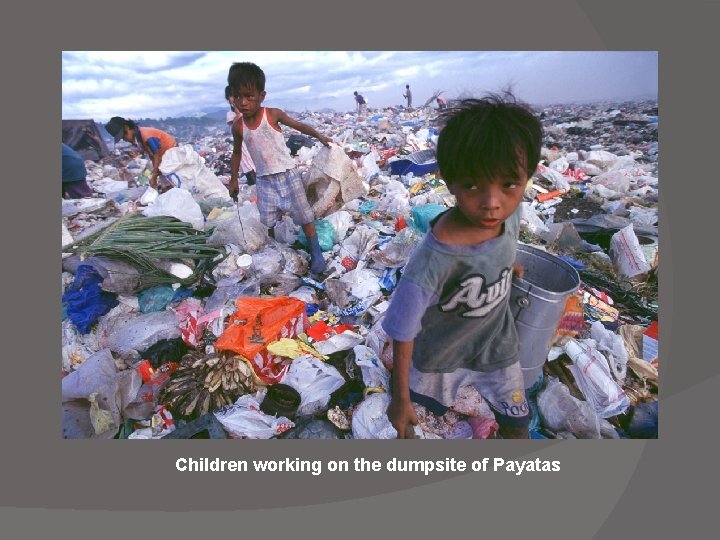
[364,320,390,363]
[589,183,624,200]
[591,170,631,193]
[139,186,159,206]
[521,202,551,234]
[548,156,569,174]
[61,349,144,438]
[353,344,391,392]
[312,330,364,355]
[610,224,651,278]
[378,179,410,217]
[537,376,601,438]
[338,226,380,269]
[564,339,631,418]
[352,392,398,439]
[306,145,368,218]
[573,161,604,177]
[324,210,353,244]
[93,178,130,195]
[589,321,628,381]
[62,319,101,373]
[358,150,381,179]
[237,200,261,222]
[585,150,619,169]
[142,188,205,230]
[628,206,658,227]
[370,226,423,268]
[282,356,345,416]
[214,393,295,439]
[340,269,381,299]
[274,215,298,244]
[106,310,181,356]
[206,215,269,253]
[159,144,231,202]
[534,165,570,191]
[251,247,284,277]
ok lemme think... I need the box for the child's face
[230,84,265,118]
[122,125,134,143]
[448,172,527,230]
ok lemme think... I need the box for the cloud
[62,51,658,120]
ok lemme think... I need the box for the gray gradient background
[2,0,715,537]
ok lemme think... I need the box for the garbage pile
[61,101,659,439]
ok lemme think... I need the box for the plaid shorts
[256,168,315,227]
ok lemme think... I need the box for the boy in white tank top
[227,62,332,275]
[225,85,256,186]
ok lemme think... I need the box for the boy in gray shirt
[382,93,543,438]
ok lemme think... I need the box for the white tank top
[241,108,295,176]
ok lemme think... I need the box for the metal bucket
[510,244,581,388]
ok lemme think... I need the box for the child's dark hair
[227,62,265,92]
[224,85,233,110]
[435,92,542,184]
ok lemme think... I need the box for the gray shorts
[409,361,530,427]
[256,168,315,227]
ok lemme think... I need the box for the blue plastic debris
[558,255,585,271]
[62,265,119,334]
[389,149,438,176]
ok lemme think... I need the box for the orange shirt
[138,127,176,158]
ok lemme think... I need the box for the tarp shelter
[62,120,110,161]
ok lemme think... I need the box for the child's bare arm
[271,108,332,147]
[229,121,244,200]
[149,147,162,189]
[387,339,419,439]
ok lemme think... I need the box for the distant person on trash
[104,116,177,191]
[403,84,412,108]
[227,61,332,275]
[354,91,367,115]
[436,95,447,110]
[61,143,93,199]
[382,92,543,439]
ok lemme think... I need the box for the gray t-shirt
[382,206,521,373]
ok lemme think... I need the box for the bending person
[105,116,177,190]
[62,143,93,198]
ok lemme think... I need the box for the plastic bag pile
[61,100,658,439]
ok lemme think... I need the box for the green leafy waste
[68,214,227,289]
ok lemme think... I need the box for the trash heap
[62,100,659,439]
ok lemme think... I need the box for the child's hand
[319,135,332,148]
[228,180,239,202]
[387,397,419,439]
[512,261,525,279]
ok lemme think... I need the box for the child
[381,93,543,439]
[227,62,332,275]
[224,85,257,186]
[354,91,367,115]
[104,116,177,190]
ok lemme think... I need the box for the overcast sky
[62,51,658,121]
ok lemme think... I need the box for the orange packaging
[215,297,307,360]
[537,190,565,203]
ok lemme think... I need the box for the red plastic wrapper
[341,256,357,271]
[306,320,355,342]
[137,360,179,386]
